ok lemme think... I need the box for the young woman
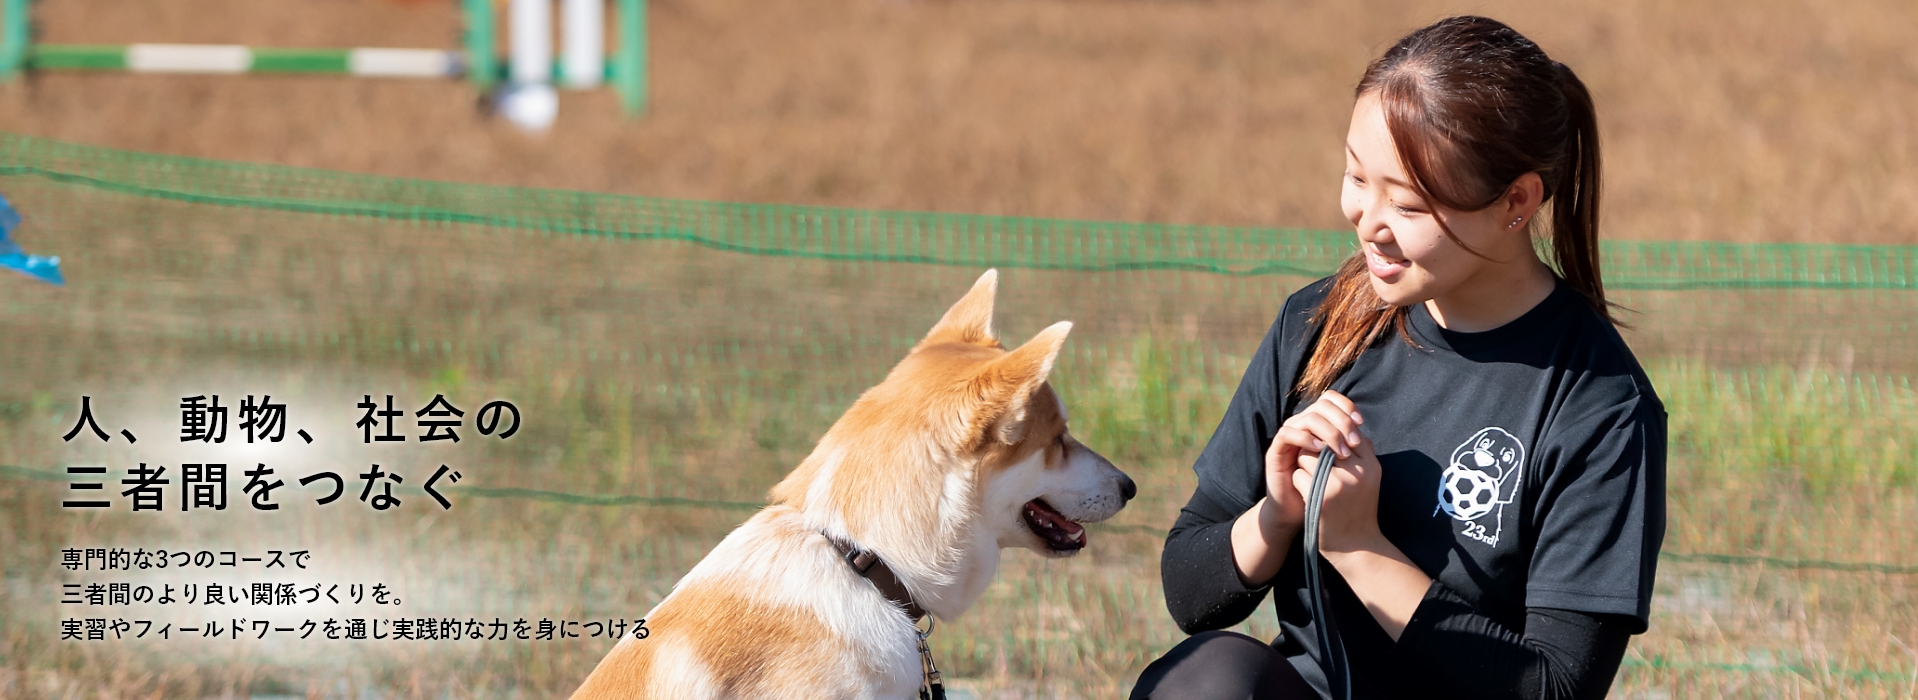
[1130,16,1666,700]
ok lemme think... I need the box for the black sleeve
[1161,483,1271,634]
[1392,581,1634,700]
[1161,280,1327,634]
[1526,395,1668,631]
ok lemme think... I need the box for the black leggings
[1129,630,1317,700]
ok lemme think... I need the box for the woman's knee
[1129,630,1311,700]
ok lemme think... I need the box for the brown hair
[1296,15,1616,400]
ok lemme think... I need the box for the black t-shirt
[1161,275,1667,699]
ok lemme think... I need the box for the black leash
[1304,446,1351,700]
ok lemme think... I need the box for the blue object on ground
[0,193,63,285]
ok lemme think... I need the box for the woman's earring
[1508,216,1524,229]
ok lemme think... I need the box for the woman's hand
[1255,415,1310,540]
[1234,390,1389,588]
[1275,391,1388,554]
[1283,394,1432,641]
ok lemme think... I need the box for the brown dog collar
[823,533,928,622]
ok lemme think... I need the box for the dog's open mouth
[1022,498,1087,553]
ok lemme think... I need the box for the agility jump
[0,0,648,127]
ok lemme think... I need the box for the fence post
[1,0,29,81]
[561,0,603,89]
[614,0,646,115]
[508,0,552,87]
[463,0,497,91]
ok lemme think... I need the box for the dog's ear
[976,320,1071,446]
[920,269,999,348]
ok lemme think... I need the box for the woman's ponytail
[1549,62,1619,325]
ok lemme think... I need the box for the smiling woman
[1133,15,1666,700]
[1340,93,1555,332]
[1308,18,1612,398]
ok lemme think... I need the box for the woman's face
[1340,92,1523,309]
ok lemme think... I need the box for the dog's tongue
[1023,499,1087,551]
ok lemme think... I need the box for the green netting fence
[1,132,1914,697]
[3,132,1915,288]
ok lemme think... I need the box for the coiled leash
[1305,446,1352,700]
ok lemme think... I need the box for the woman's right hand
[1259,391,1366,540]
[1258,423,1310,539]
[1233,391,1367,588]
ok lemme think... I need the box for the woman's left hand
[1288,391,1388,555]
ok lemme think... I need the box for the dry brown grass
[0,0,1912,243]
[0,178,1912,697]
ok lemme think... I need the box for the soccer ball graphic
[1439,466,1503,520]
[1434,427,1525,523]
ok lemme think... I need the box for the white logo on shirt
[1434,427,1525,547]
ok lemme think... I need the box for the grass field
[0,172,1913,697]
[4,331,1916,698]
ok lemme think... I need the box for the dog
[569,269,1136,699]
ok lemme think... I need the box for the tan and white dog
[570,269,1135,700]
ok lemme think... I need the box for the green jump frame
[0,0,648,115]
[22,44,619,84]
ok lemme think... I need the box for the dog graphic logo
[1434,427,1524,547]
